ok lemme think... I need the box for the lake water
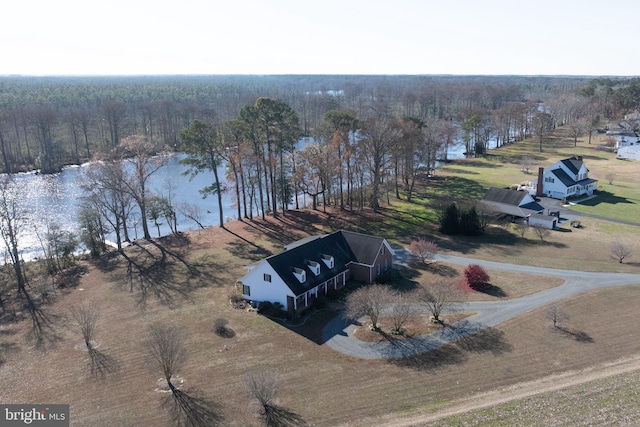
[5,153,238,261]
[4,136,497,261]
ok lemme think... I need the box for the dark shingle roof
[482,187,528,206]
[560,157,583,175]
[551,168,576,187]
[338,230,385,265]
[519,201,545,212]
[264,230,385,297]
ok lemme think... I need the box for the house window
[545,177,554,183]
[376,264,381,275]
[380,245,385,255]
[263,273,271,282]
[243,285,251,296]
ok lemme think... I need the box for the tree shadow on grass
[53,263,89,289]
[389,343,467,372]
[576,191,634,206]
[87,347,120,378]
[378,268,420,292]
[21,290,61,351]
[225,242,272,264]
[474,283,507,298]
[108,240,208,307]
[423,262,459,279]
[454,327,513,355]
[261,404,306,427]
[162,388,224,427]
[390,321,513,371]
[555,326,594,343]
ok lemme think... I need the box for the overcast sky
[2,0,637,76]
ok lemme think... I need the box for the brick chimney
[536,167,544,197]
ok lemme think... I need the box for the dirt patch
[155,376,185,393]
[73,340,99,351]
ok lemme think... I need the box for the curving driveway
[322,254,640,359]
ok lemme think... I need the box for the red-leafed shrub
[464,264,490,291]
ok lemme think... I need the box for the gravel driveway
[322,253,640,359]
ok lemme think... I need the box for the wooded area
[1,74,640,256]
[0,74,637,174]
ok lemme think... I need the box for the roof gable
[560,157,583,175]
[338,230,386,265]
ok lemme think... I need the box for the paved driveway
[536,195,640,227]
[322,254,640,359]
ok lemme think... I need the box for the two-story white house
[533,156,598,200]
[237,230,394,313]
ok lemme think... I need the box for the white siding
[239,262,294,307]
[528,214,557,229]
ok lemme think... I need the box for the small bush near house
[229,292,247,309]
[313,294,328,309]
[213,318,235,338]
[257,301,288,319]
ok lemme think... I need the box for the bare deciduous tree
[532,111,554,152]
[245,370,303,427]
[71,304,99,350]
[605,172,616,185]
[416,281,461,324]
[246,370,279,422]
[514,222,529,237]
[520,156,534,173]
[146,323,187,393]
[344,284,394,331]
[545,304,569,329]
[568,118,589,147]
[119,135,169,240]
[408,239,439,264]
[531,224,551,241]
[388,293,415,335]
[0,177,28,296]
[177,202,206,229]
[610,241,632,263]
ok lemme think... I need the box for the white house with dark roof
[237,230,394,313]
[533,156,598,200]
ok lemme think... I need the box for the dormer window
[321,254,334,269]
[293,267,306,283]
[307,260,321,276]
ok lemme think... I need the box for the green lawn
[435,132,640,224]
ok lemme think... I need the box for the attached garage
[528,213,558,229]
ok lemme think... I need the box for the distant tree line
[0,74,634,175]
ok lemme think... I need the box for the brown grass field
[1,131,640,426]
